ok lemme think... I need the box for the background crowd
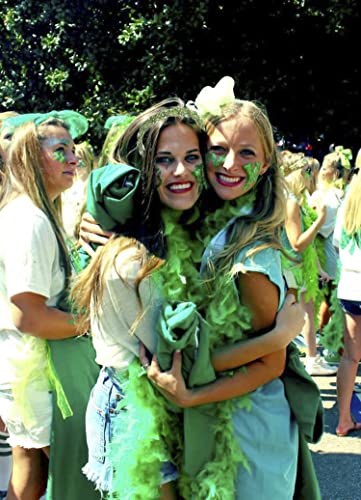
[0,74,360,500]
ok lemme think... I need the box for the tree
[0,0,359,156]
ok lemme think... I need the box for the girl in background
[333,171,361,437]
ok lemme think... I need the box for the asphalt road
[309,365,361,500]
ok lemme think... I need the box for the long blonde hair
[70,236,164,334]
[204,100,287,274]
[0,119,72,280]
[342,173,361,235]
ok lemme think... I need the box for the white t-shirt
[333,202,361,301]
[90,245,161,371]
[309,187,344,238]
[0,195,66,389]
[62,178,86,240]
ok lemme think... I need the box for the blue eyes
[208,146,255,157]
[154,154,201,168]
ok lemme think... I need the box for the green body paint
[243,161,261,190]
[206,151,227,169]
[191,162,207,191]
[155,166,162,187]
[53,150,66,163]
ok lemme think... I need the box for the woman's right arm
[285,198,326,253]
[11,292,78,339]
[211,293,304,372]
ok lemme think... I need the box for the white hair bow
[187,76,236,116]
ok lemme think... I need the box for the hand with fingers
[275,293,305,346]
[78,212,115,256]
[139,344,191,408]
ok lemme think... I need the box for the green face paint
[53,150,66,163]
[155,166,162,188]
[206,151,227,169]
[191,162,206,191]
[78,159,86,168]
[243,161,261,190]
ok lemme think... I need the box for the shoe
[305,354,338,376]
[336,420,361,437]
[323,349,341,364]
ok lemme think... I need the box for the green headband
[137,106,204,157]
[3,110,88,139]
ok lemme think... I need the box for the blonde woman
[333,172,361,437]
[0,117,81,499]
[309,150,347,336]
[280,153,337,376]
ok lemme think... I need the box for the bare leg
[6,447,48,500]
[160,481,177,500]
[336,312,361,435]
[301,294,317,357]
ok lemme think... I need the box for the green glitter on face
[191,162,206,191]
[243,161,261,190]
[206,151,227,169]
[53,150,66,163]
[155,166,162,188]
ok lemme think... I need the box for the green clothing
[47,336,101,500]
[78,163,140,268]
[156,302,218,477]
[282,342,324,500]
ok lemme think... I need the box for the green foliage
[0,0,359,155]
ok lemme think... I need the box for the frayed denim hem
[82,462,113,495]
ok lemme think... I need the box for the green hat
[3,110,88,139]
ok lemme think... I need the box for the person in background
[0,110,19,500]
[309,148,348,358]
[0,116,81,499]
[333,171,361,437]
[280,152,337,376]
[62,140,97,241]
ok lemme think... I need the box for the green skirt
[46,336,101,500]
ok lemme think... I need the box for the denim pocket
[85,369,125,465]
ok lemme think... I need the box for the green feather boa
[109,193,257,499]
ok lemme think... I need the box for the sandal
[336,420,361,437]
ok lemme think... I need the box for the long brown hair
[70,236,164,334]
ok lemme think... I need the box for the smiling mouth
[167,181,194,193]
[216,173,245,187]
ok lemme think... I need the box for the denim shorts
[340,299,361,316]
[82,366,178,492]
[0,386,52,449]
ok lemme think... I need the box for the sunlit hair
[284,167,313,202]
[342,172,361,235]
[318,152,346,189]
[203,99,287,275]
[0,119,72,280]
[0,111,19,174]
[75,141,96,175]
[105,97,207,222]
[70,236,164,334]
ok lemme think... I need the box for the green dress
[46,336,101,500]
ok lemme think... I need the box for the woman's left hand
[139,345,192,407]
[318,269,331,283]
